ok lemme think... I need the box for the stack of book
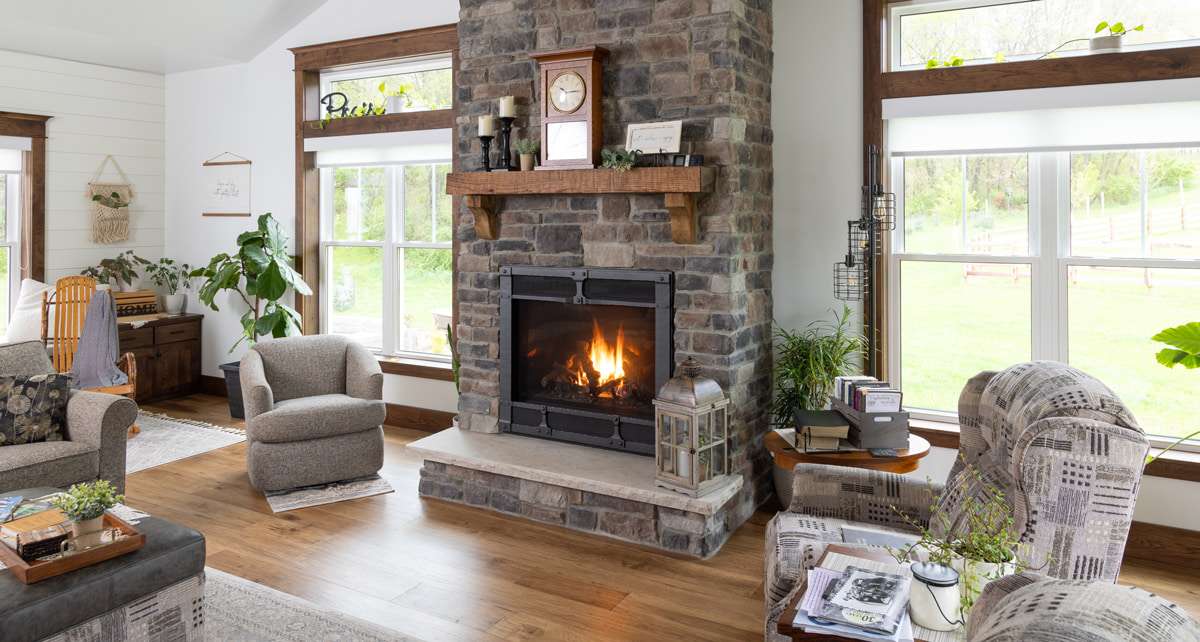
[834,375,903,413]
[797,562,913,641]
[0,496,70,562]
[832,376,910,450]
[793,408,850,451]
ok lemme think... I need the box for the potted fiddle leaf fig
[191,212,312,417]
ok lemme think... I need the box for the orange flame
[589,320,625,386]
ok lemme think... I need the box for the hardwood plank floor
[127,394,1200,641]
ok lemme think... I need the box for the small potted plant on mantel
[515,139,539,171]
[190,213,312,418]
[50,480,124,551]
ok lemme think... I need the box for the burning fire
[561,321,630,397]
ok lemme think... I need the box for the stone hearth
[416,0,774,557]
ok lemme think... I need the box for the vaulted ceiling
[0,0,329,74]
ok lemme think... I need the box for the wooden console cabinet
[117,313,202,404]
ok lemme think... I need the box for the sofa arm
[345,341,383,401]
[64,390,138,494]
[788,463,941,530]
[965,572,1051,640]
[239,350,274,430]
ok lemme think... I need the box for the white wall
[772,0,1200,531]
[0,50,165,281]
[164,0,460,413]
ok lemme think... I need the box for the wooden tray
[0,513,145,584]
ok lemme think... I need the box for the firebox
[499,266,673,455]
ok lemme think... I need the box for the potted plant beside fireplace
[191,212,312,418]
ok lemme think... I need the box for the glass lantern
[653,357,730,497]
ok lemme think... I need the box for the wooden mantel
[444,166,716,244]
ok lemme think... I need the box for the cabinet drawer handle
[168,330,185,335]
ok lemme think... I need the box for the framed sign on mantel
[530,46,609,170]
[201,152,251,217]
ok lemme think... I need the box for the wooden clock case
[529,46,609,170]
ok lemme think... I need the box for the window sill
[908,418,1200,484]
[378,356,455,382]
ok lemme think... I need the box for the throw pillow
[4,278,54,343]
[0,373,72,447]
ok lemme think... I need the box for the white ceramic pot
[164,292,185,315]
[72,515,105,551]
[1090,35,1123,54]
[452,415,459,429]
[952,556,1012,611]
[119,275,142,292]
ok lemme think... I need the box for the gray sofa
[240,334,386,492]
[0,340,138,494]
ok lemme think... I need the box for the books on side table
[791,409,851,452]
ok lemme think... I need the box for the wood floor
[128,394,1200,641]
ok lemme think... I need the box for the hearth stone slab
[408,429,744,557]
[406,429,741,514]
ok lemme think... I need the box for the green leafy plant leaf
[1095,21,1110,34]
[1151,322,1200,369]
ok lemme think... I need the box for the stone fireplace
[411,0,774,557]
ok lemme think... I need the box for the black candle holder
[494,116,518,172]
[478,135,493,172]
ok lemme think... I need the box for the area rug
[205,567,412,641]
[263,474,394,513]
[126,411,245,474]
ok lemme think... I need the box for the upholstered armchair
[765,361,1150,640]
[966,572,1200,641]
[0,340,138,494]
[240,334,386,492]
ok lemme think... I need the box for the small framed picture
[626,121,683,154]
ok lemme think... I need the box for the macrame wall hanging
[87,155,134,243]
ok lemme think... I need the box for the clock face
[549,71,586,114]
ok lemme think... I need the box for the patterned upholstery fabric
[764,361,1150,642]
[0,373,72,445]
[966,572,1200,641]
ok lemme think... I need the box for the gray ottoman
[0,488,206,642]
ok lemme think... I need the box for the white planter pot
[164,292,185,315]
[951,556,1012,612]
[386,95,429,113]
[1090,35,1123,54]
[118,275,142,292]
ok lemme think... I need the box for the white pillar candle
[478,116,494,136]
[499,96,515,118]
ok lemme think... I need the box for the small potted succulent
[50,480,124,550]
[81,251,152,291]
[515,139,539,171]
[146,257,194,315]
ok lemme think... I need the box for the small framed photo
[672,154,704,167]
[626,121,683,155]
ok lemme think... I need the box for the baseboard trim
[200,375,227,397]
[386,403,454,433]
[1125,521,1200,571]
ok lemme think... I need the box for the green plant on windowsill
[601,148,639,172]
[1038,20,1144,59]
[1148,321,1200,464]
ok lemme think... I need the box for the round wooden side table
[765,431,931,507]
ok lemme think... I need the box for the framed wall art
[202,152,251,217]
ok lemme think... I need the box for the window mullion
[382,167,398,355]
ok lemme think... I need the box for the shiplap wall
[0,50,164,282]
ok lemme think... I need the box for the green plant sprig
[1096,21,1143,37]
[92,191,130,209]
[1146,321,1200,464]
[81,251,151,285]
[769,305,866,426]
[50,480,125,521]
[601,148,639,172]
[515,138,539,155]
[146,257,194,295]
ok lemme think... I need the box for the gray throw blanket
[70,290,128,389]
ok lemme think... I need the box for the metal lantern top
[656,357,726,407]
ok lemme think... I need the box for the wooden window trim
[378,356,454,382]
[0,111,50,282]
[864,2,1200,482]
[291,25,459,380]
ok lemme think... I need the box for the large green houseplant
[770,305,866,426]
[191,213,312,417]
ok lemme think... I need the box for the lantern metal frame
[653,359,731,498]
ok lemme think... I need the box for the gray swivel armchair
[0,340,138,494]
[240,334,386,492]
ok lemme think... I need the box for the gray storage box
[831,397,910,450]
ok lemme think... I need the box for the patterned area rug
[263,474,394,513]
[126,411,245,474]
[205,567,412,641]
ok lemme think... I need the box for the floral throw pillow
[0,374,72,446]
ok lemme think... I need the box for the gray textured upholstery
[0,487,206,642]
[241,334,385,492]
[966,572,1200,641]
[765,361,1151,641]
[0,341,137,494]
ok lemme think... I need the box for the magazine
[814,565,911,635]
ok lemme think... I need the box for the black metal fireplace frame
[499,266,673,455]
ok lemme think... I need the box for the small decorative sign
[626,121,683,155]
[202,152,251,217]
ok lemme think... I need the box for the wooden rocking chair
[41,276,139,438]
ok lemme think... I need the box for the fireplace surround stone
[426,0,774,556]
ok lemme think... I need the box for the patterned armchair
[765,361,1150,640]
[966,572,1200,641]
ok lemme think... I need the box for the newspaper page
[814,565,910,635]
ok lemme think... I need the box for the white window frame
[318,160,452,361]
[889,146,1200,451]
[1,170,21,321]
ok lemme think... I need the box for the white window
[0,146,23,334]
[318,155,453,359]
[891,0,1200,71]
[890,145,1200,444]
